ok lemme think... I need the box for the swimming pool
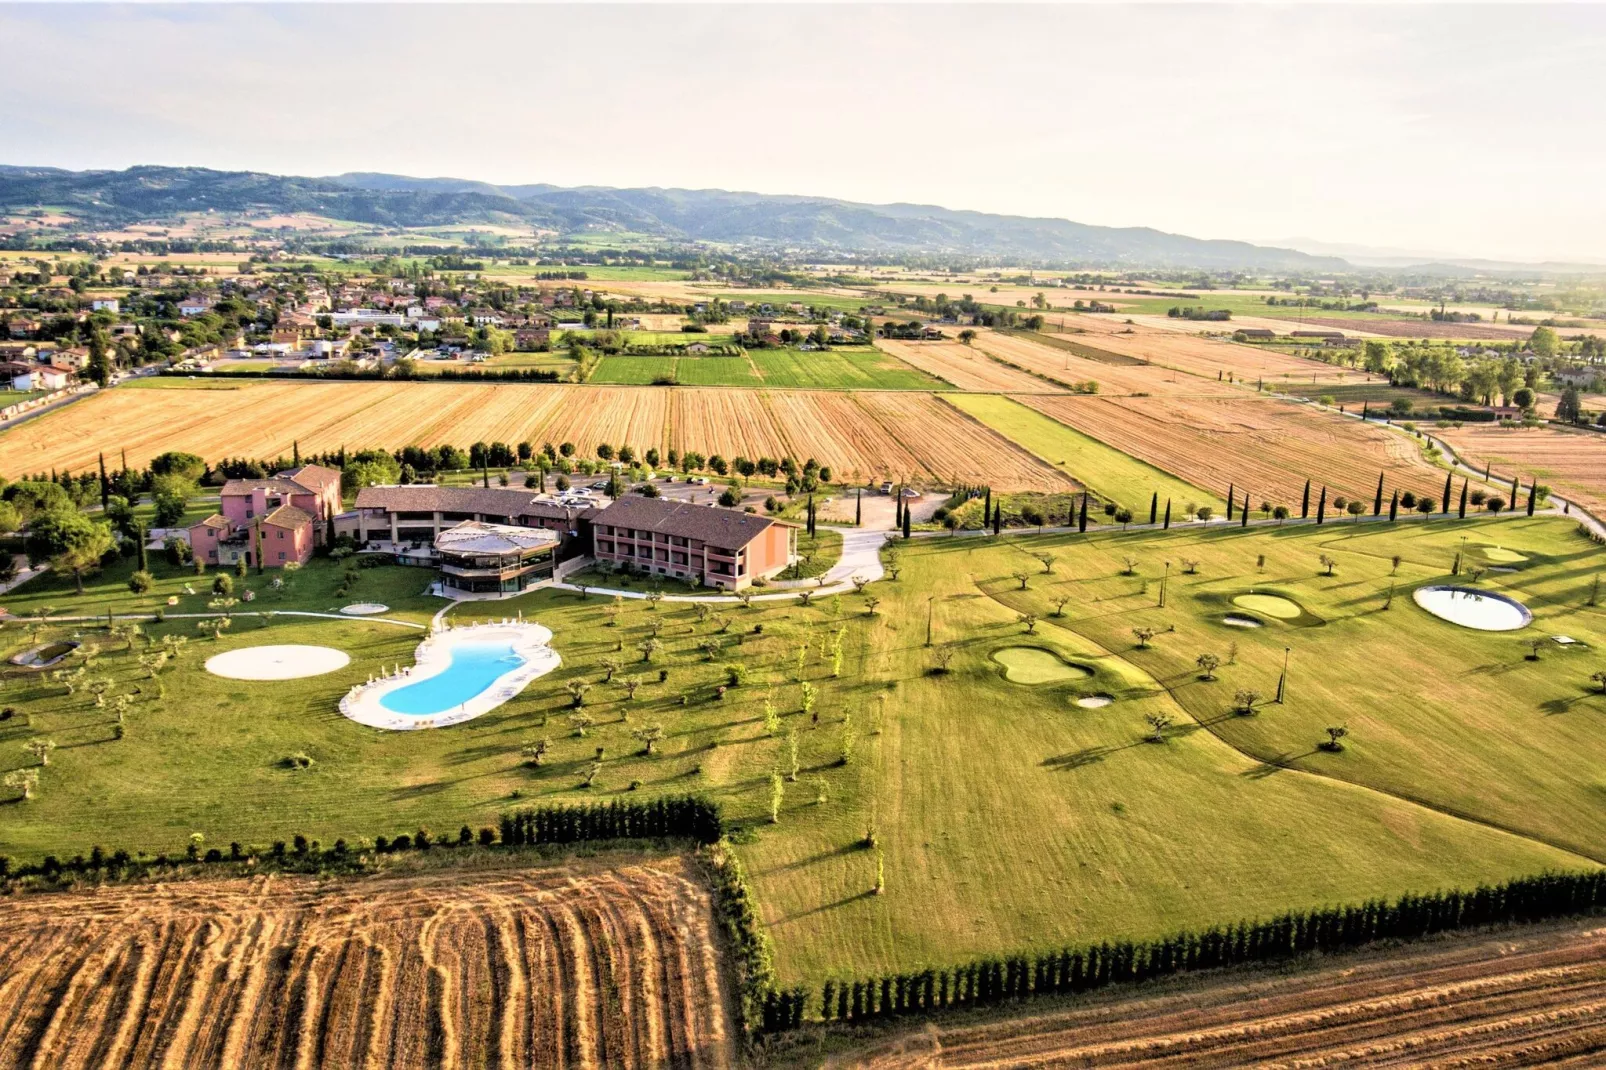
[340,621,561,731]
[379,641,526,715]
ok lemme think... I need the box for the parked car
[589,481,608,491]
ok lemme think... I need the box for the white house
[178,295,214,317]
[91,297,120,313]
[0,361,35,390]
[34,365,73,390]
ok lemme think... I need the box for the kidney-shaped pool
[380,641,527,715]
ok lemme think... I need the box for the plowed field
[850,919,1606,1068]
[1041,315,1359,386]
[1019,394,1444,505]
[1438,423,1606,519]
[0,382,1069,490]
[971,330,1240,397]
[0,856,736,1070]
[874,339,1057,394]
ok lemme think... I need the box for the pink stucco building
[188,465,342,569]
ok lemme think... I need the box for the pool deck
[339,619,561,731]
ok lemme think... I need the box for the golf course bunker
[993,647,1092,685]
[1075,693,1114,709]
[340,602,390,616]
[1223,614,1264,629]
[1232,593,1303,620]
[1479,546,1528,564]
[206,645,351,680]
[1414,585,1532,632]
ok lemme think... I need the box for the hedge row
[498,797,723,847]
[795,870,1606,1030]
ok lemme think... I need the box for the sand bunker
[1414,586,1532,632]
[1223,614,1264,628]
[340,602,390,616]
[206,645,351,680]
[1075,694,1114,708]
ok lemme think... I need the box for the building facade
[590,496,793,590]
[434,521,560,595]
[187,464,342,568]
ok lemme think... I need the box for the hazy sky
[3,3,1602,262]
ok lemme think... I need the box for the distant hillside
[0,164,1344,270]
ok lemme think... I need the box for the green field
[946,393,1223,515]
[0,514,1601,991]
[751,347,950,390]
[676,356,758,386]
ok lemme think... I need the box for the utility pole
[1275,646,1290,703]
[925,596,934,647]
[1159,561,1169,608]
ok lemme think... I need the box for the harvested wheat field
[1438,423,1606,519]
[668,389,1072,490]
[848,918,1606,1068]
[874,339,1059,394]
[971,330,1239,397]
[1020,394,1441,505]
[1041,315,1358,387]
[0,856,735,1070]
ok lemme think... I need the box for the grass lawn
[945,394,1223,516]
[0,516,1600,993]
[751,348,950,391]
[676,357,760,386]
[588,356,685,385]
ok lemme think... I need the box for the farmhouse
[1235,328,1276,341]
[590,495,793,590]
[340,484,596,557]
[432,521,560,595]
[188,464,343,568]
[1291,329,1346,341]
[177,295,214,317]
[1553,366,1601,389]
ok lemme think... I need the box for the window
[277,530,284,539]
[278,551,286,561]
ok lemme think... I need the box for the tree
[26,511,115,594]
[1319,554,1337,576]
[4,768,39,801]
[863,596,881,615]
[769,773,785,823]
[1121,556,1138,576]
[1347,500,1365,521]
[621,676,643,701]
[569,711,596,736]
[565,680,592,708]
[1320,725,1349,752]
[1037,553,1057,574]
[521,738,551,766]
[633,723,665,756]
[1196,652,1220,680]
[128,569,155,594]
[23,738,57,766]
[1234,688,1260,715]
[1143,713,1173,743]
[1132,626,1155,649]
[930,645,957,674]
[1591,670,1606,695]
[1012,570,1031,590]
[638,637,663,663]
[1051,594,1070,617]
[958,329,976,345]
[1557,386,1584,425]
[1530,325,1558,359]
[599,655,624,682]
[212,572,234,597]
[1018,613,1039,634]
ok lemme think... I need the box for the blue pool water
[379,641,527,716]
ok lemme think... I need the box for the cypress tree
[1389,489,1399,521]
[1510,475,1519,503]
[98,452,109,509]
[136,523,147,572]
[1374,471,1384,516]
[1077,492,1088,533]
[993,501,1002,535]
[984,486,991,521]
[293,439,300,465]
[1316,486,1327,524]
[1458,479,1468,518]
[1226,483,1235,520]
[1442,472,1454,514]
[1241,489,1250,527]
[894,486,903,527]
[855,488,861,527]
[1526,480,1536,516]
[1301,479,1311,519]
[1149,492,1158,526]
[1163,499,1171,529]
[902,503,911,540]
[1361,400,1370,420]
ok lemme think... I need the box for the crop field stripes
[1015,330,1147,366]
[0,857,736,1070]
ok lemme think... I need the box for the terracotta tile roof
[354,484,594,523]
[593,495,776,549]
[280,464,341,493]
[197,513,231,529]
[260,505,314,530]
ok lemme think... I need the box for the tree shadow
[1541,693,1600,715]
[770,889,878,926]
[749,842,865,879]
[1238,751,1318,778]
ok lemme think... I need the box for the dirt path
[844,918,1606,1068]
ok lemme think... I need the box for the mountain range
[0,163,1345,270]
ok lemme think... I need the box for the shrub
[281,752,314,769]
[128,570,155,594]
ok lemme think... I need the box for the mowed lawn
[946,393,1223,516]
[0,517,1600,993]
[751,348,951,391]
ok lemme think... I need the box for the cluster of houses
[185,468,796,594]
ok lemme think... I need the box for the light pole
[1276,646,1290,703]
[925,596,935,647]
[1159,561,1170,608]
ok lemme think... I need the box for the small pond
[1231,594,1303,620]
[993,647,1092,685]
[1413,585,1532,632]
[1075,693,1114,708]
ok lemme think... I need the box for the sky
[2,3,1603,263]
